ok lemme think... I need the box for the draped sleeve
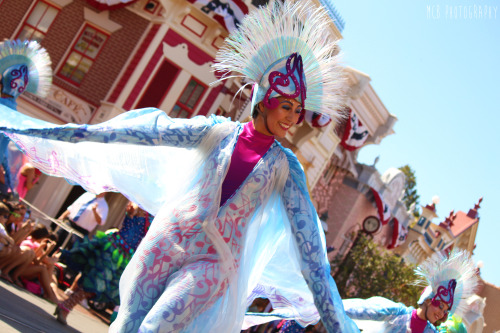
[281,148,359,333]
[341,297,435,333]
[0,105,228,147]
[342,297,410,321]
[0,104,230,214]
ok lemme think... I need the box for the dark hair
[48,233,58,242]
[3,201,15,212]
[3,201,17,234]
[252,103,260,119]
[0,202,9,216]
[30,224,50,240]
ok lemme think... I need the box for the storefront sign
[23,86,96,124]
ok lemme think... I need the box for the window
[251,0,270,6]
[58,24,109,85]
[143,0,160,15]
[17,1,60,42]
[170,79,206,118]
[424,232,433,245]
[417,216,427,226]
[323,165,337,184]
[342,177,358,189]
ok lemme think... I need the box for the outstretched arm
[281,151,359,333]
[342,297,409,321]
[91,203,103,225]
[0,105,228,148]
[0,106,233,214]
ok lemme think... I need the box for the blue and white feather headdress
[213,0,345,121]
[0,40,52,98]
[414,250,479,317]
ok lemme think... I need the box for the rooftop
[449,210,479,236]
[439,198,482,237]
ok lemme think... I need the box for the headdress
[0,40,52,99]
[213,0,345,122]
[414,250,479,318]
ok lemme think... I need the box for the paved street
[0,280,109,333]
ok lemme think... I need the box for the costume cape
[0,104,359,332]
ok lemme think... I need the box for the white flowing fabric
[0,105,359,333]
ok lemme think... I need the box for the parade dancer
[0,40,51,197]
[54,202,153,325]
[342,250,479,333]
[0,1,358,332]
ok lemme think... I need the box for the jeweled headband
[261,53,306,110]
[431,278,456,310]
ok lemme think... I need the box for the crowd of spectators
[0,184,148,327]
[0,200,60,303]
[0,157,110,307]
[241,298,327,333]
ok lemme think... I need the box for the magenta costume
[220,121,274,207]
[410,309,428,333]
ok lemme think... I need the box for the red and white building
[304,67,410,259]
[395,198,482,265]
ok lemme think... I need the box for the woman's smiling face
[254,96,303,138]
[426,300,449,324]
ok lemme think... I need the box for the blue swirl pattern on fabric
[281,148,359,332]
[0,103,359,333]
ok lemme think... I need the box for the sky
[330,0,500,286]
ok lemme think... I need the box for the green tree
[399,164,420,218]
[332,233,421,307]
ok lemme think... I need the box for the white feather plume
[213,0,346,120]
[414,250,480,317]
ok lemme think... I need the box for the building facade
[477,280,500,332]
[307,68,410,259]
[0,0,159,227]
[395,198,482,265]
